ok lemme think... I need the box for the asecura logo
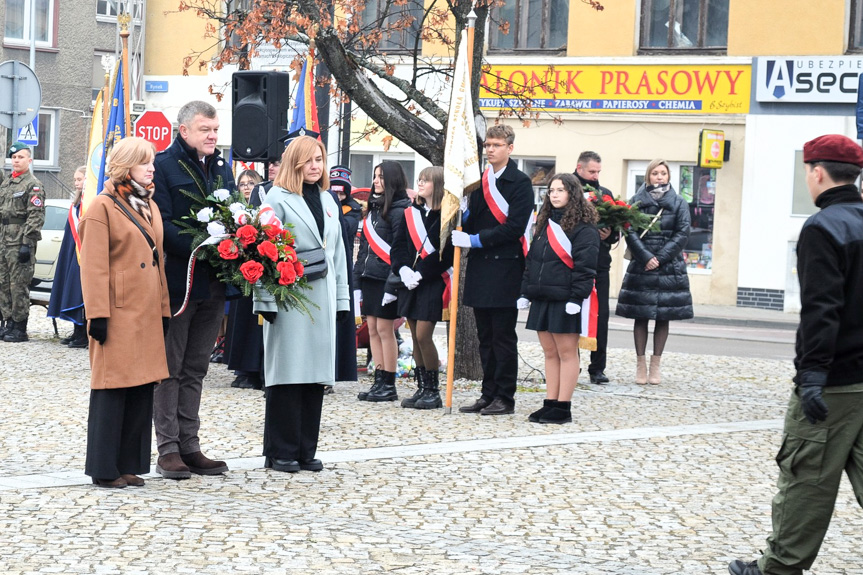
[763,59,794,99]
[759,57,860,102]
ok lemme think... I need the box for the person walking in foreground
[615,159,692,384]
[79,137,171,488]
[520,173,599,424]
[454,124,534,415]
[729,135,863,575]
[391,166,453,410]
[152,100,234,479]
[254,135,349,473]
[0,142,45,342]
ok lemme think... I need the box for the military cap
[8,142,30,157]
[803,134,863,168]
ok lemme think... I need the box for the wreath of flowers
[174,163,315,315]
[583,183,661,236]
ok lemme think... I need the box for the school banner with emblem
[479,64,751,114]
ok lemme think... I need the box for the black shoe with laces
[728,559,762,575]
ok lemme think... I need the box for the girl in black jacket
[616,159,693,385]
[390,166,454,410]
[354,161,411,402]
[520,173,600,424]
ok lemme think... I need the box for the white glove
[460,196,469,212]
[353,289,362,305]
[565,302,581,315]
[407,270,422,290]
[516,297,530,310]
[382,292,398,306]
[451,230,472,248]
[399,266,415,287]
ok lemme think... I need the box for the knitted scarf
[115,178,155,224]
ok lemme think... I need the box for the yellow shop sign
[479,64,751,114]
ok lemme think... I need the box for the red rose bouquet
[176,186,314,315]
[583,184,661,236]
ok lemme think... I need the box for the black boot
[365,369,398,402]
[539,401,572,424]
[401,366,426,408]
[0,318,8,339]
[414,368,442,409]
[4,319,28,342]
[358,366,385,401]
[68,323,88,348]
[528,399,557,423]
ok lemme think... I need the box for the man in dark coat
[729,134,863,575]
[453,124,534,415]
[152,100,235,480]
[574,151,618,384]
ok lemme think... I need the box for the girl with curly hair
[518,173,600,424]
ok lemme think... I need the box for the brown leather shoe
[181,451,228,475]
[121,474,145,487]
[92,477,127,488]
[458,396,492,413]
[480,398,515,415]
[156,452,192,480]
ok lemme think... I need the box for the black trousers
[589,269,610,374]
[85,383,155,480]
[263,384,325,461]
[473,307,519,406]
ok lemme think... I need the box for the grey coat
[616,184,693,321]
[253,186,350,386]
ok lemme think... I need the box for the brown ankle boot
[635,355,647,384]
[648,355,662,384]
[181,451,228,475]
[156,452,192,480]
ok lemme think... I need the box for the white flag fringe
[440,29,482,251]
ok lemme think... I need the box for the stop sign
[134,110,173,152]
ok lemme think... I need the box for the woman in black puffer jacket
[616,159,693,385]
[519,173,600,425]
[353,161,411,402]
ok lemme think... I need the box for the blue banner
[97,61,126,195]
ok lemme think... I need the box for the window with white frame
[489,0,569,52]
[359,0,424,53]
[4,0,55,46]
[349,153,416,192]
[640,0,729,51]
[96,0,143,21]
[3,110,58,169]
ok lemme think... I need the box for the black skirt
[398,276,445,322]
[359,278,401,320]
[526,300,582,334]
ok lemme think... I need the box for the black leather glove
[89,318,108,345]
[162,317,170,337]
[261,312,277,324]
[798,381,829,424]
[337,310,349,323]
[17,245,30,264]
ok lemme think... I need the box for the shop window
[489,0,569,52]
[640,0,728,51]
[4,0,55,46]
[360,0,424,53]
[850,0,863,51]
[679,165,715,270]
[791,151,819,217]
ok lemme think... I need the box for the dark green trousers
[759,383,863,575]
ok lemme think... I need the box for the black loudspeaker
[232,71,290,162]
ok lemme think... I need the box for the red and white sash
[405,206,435,259]
[545,219,599,351]
[69,204,82,257]
[481,168,529,256]
[363,213,391,265]
[441,266,454,308]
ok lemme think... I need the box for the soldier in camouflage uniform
[0,142,46,342]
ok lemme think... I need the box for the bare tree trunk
[452,250,483,380]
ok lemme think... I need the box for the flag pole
[444,11,477,415]
[119,12,132,135]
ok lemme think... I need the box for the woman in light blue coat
[254,135,350,473]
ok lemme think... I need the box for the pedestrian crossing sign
[17,116,38,146]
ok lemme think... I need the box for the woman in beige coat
[79,137,171,488]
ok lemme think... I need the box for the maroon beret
[803,134,863,167]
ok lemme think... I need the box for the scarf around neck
[115,178,155,223]
[647,183,671,201]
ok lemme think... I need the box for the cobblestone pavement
[1,311,861,574]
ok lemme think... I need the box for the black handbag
[298,247,328,281]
